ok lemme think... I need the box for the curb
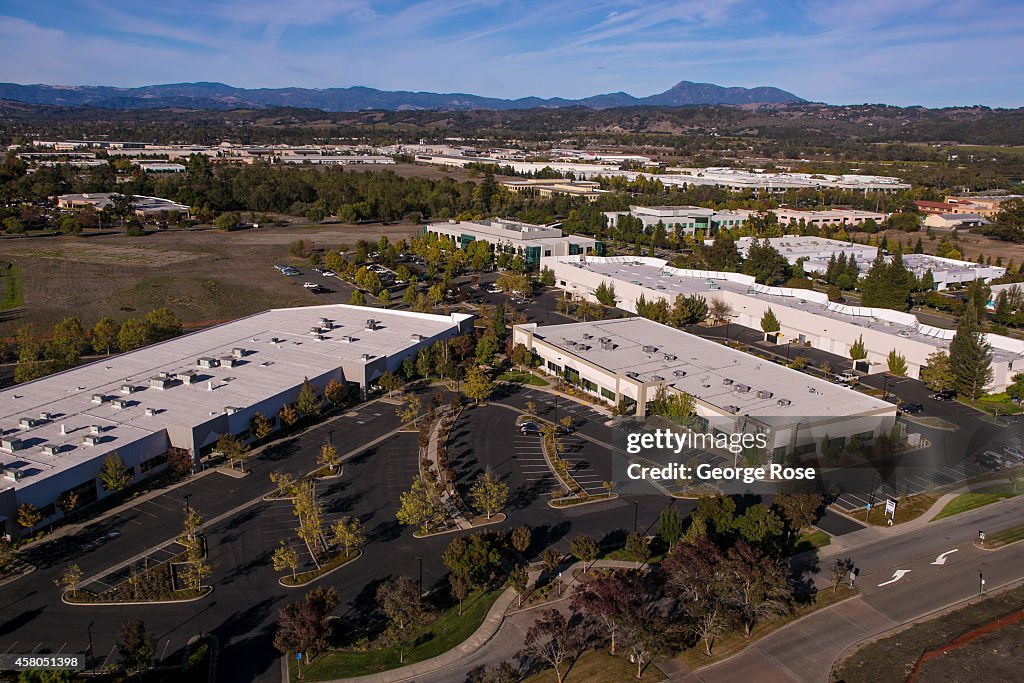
[62,585,214,607]
[279,549,363,588]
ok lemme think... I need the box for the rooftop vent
[642,345,658,353]
[89,425,101,435]
[625,371,641,379]
[664,354,677,361]
[91,393,107,404]
[314,334,325,341]
[650,375,664,381]
[225,406,241,415]
[318,317,331,327]
[722,378,734,385]
[197,357,220,369]
[365,319,378,331]
[340,335,355,344]
[582,333,593,340]
[600,340,615,350]
[673,370,687,377]
[1,437,23,452]
[577,344,591,351]
[756,390,774,399]
[735,384,751,393]
[82,434,101,446]
[39,411,52,421]
[310,326,322,335]
[270,337,281,344]
[410,333,424,342]
[777,398,792,407]
[361,353,371,361]
[112,399,129,410]
[144,408,157,417]
[120,384,137,394]
[599,337,611,343]
[723,405,740,414]
[41,444,60,456]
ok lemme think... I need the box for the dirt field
[858,229,1024,265]
[0,222,421,337]
[915,615,1024,681]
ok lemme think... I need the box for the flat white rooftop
[530,317,893,422]
[0,304,470,488]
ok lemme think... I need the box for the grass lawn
[497,371,549,386]
[933,483,1020,521]
[958,393,1024,416]
[0,262,23,309]
[678,585,857,669]
[793,529,831,553]
[984,523,1024,548]
[523,649,666,682]
[843,493,940,526]
[295,588,503,681]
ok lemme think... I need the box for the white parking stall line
[3,642,17,654]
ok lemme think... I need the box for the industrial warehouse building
[423,218,601,268]
[513,317,896,460]
[544,255,1024,392]
[730,236,1005,290]
[0,305,473,538]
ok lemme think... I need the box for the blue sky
[1,0,1022,107]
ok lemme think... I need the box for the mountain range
[0,80,804,112]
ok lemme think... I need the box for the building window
[601,387,615,401]
[547,361,561,374]
[140,452,168,474]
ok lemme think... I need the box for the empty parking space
[80,538,187,594]
[833,460,990,512]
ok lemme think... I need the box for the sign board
[885,498,897,518]
[296,653,302,662]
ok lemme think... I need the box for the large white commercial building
[57,193,191,217]
[730,236,1005,290]
[544,255,1024,392]
[604,206,749,235]
[0,304,473,538]
[513,317,896,460]
[423,219,602,269]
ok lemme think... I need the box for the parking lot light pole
[632,500,639,533]
[417,556,423,594]
[184,493,192,515]
[87,621,95,675]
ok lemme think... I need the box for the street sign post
[885,498,896,519]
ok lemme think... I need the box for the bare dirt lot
[0,221,420,337]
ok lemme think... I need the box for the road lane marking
[932,549,959,565]
[877,569,911,586]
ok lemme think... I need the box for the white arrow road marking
[931,549,959,565]
[877,569,911,586]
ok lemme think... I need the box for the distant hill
[0,80,805,112]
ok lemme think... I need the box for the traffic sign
[885,498,897,518]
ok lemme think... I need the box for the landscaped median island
[932,482,1020,521]
[977,522,1024,549]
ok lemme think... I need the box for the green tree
[99,452,132,492]
[49,317,88,369]
[475,333,499,365]
[443,533,502,588]
[920,351,955,393]
[214,211,240,230]
[378,371,402,398]
[887,349,908,376]
[349,289,366,306]
[594,281,618,307]
[539,266,556,287]
[216,433,249,471]
[377,576,426,664]
[396,476,445,534]
[469,468,509,520]
[402,285,417,308]
[760,308,780,334]
[658,507,683,549]
[1006,373,1024,401]
[331,516,365,554]
[117,620,157,674]
[295,377,321,418]
[318,443,340,473]
[117,317,152,352]
[734,504,784,547]
[91,317,120,355]
[849,335,867,361]
[742,239,789,284]
[772,492,822,534]
[569,534,599,570]
[145,307,183,341]
[17,503,43,529]
[509,565,529,608]
[949,297,993,399]
[273,541,300,581]
[668,294,708,326]
[464,365,494,403]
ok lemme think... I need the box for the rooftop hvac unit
[365,319,378,331]
[318,317,331,326]
[361,353,371,361]
[310,326,322,335]
[642,345,658,353]
[270,337,281,344]
[756,389,774,399]
[120,384,137,394]
[3,467,22,481]
[600,341,615,350]
[650,375,664,381]
[599,337,611,343]
[722,378,734,385]
[112,399,129,410]
[340,335,355,344]
[314,334,324,341]
[232,347,248,358]
[157,371,171,379]
[664,354,677,361]
[39,411,52,420]
[577,344,591,351]
[673,370,687,377]
[82,434,101,446]
[19,417,39,429]
[144,408,156,417]
[625,371,640,379]
[735,384,751,393]
[724,405,740,414]
[41,444,59,456]
[91,393,107,404]
[89,425,101,435]
[225,406,240,415]
[777,398,792,407]
[182,372,199,385]
[1,438,23,452]
[221,357,238,367]
[410,334,424,342]
[582,333,593,340]
[197,357,220,369]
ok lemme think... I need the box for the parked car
[834,371,858,383]
[1003,444,1024,460]
[975,451,1002,470]
[901,403,924,414]
[322,270,336,278]
[931,391,956,401]
[302,282,319,289]
[519,421,541,435]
